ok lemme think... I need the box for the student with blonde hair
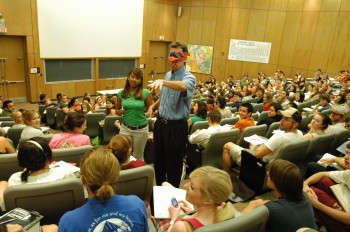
[58,147,148,231]
[20,110,44,141]
[165,166,237,232]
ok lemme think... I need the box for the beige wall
[1,0,350,101]
[177,0,350,84]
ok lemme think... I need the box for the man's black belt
[157,117,186,124]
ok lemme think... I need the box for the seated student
[58,147,148,231]
[162,166,237,232]
[66,97,81,114]
[0,100,15,117]
[325,105,349,134]
[108,134,146,170]
[303,143,350,232]
[232,91,243,111]
[0,136,15,154]
[20,110,44,141]
[189,110,229,148]
[303,113,332,140]
[222,108,303,171]
[263,92,274,111]
[187,101,207,128]
[10,110,25,128]
[0,137,75,205]
[309,93,331,114]
[242,160,317,231]
[206,98,215,112]
[104,98,117,116]
[49,112,90,149]
[257,103,282,128]
[214,96,232,119]
[81,102,93,115]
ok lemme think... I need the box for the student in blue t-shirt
[58,147,149,232]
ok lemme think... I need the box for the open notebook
[330,183,350,212]
[153,186,193,219]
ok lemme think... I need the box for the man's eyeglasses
[169,52,183,58]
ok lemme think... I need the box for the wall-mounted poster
[228,39,271,64]
[186,45,213,74]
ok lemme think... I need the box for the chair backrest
[7,127,25,148]
[4,178,85,225]
[84,113,106,138]
[238,124,267,148]
[195,205,269,232]
[52,145,93,165]
[115,165,154,202]
[264,122,281,139]
[0,117,13,121]
[202,129,240,169]
[258,111,268,122]
[230,107,237,114]
[253,103,263,113]
[297,102,310,113]
[55,108,65,128]
[0,121,15,127]
[220,117,239,126]
[102,115,122,144]
[274,139,310,166]
[328,129,349,155]
[190,121,209,134]
[38,105,46,116]
[0,152,21,181]
[239,149,267,194]
[252,112,259,122]
[45,107,58,127]
[321,109,331,116]
[298,114,314,133]
[300,133,335,174]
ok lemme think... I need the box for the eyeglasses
[169,52,183,58]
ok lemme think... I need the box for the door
[146,41,169,83]
[0,36,27,102]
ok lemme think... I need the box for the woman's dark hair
[82,96,91,103]
[196,101,208,118]
[68,97,78,108]
[216,96,226,109]
[269,103,283,120]
[18,137,52,182]
[56,93,62,101]
[121,68,144,100]
[316,112,332,130]
[59,111,86,132]
[296,91,305,102]
[104,98,116,115]
[268,159,305,202]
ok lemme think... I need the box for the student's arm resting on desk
[303,172,330,192]
[307,187,350,225]
[319,157,348,169]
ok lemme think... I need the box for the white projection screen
[37,0,144,58]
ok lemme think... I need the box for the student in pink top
[49,111,90,149]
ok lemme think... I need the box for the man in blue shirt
[148,41,196,187]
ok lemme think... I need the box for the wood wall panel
[293,12,319,69]
[188,7,204,44]
[229,8,250,40]
[340,0,350,11]
[211,58,226,79]
[308,12,338,71]
[303,0,321,11]
[146,2,163,41]
[246,10,268,41]
[51,83,75,99]
[225,60,242,79]
[327,12,350,74]
[218,0,233,8]
[162,4,177,41]
[213,7,232,58]
[251,0,269,10]
[176,3,191,43]
[320,0,341,11]
[233,0,252,9]
[287,0,305,11]
[278,12,301,66]
[264,11,286,64]
[205,0,218,7]
[269,0,288,11]
[201,7,217,45]
[75,81,95,97]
